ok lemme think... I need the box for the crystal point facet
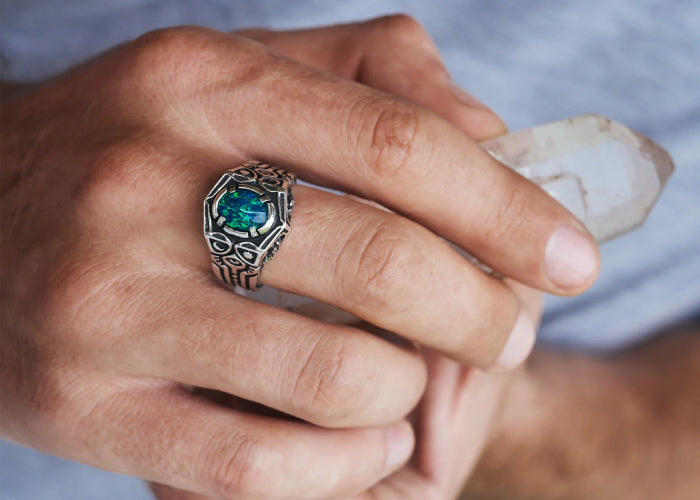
[479,114,675,242]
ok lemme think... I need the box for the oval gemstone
[217,189,268,232]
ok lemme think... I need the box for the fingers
[229,75,599,295]
[106,271,426,429]
[69,382,415,500]
[416,352,512,497]
[140,27,600,296]
[236,14,506,141]
[260,186,532,369]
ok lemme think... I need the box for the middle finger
[257,186,533,369]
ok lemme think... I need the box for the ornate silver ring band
[203,162,295,290]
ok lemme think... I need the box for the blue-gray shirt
[1,1,699,498]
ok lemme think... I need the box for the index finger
[134,27,599,295]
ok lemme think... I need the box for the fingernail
[450,81,487,109]
[384,422,414,469]
[545,226,599,289]
[496,310,536,369]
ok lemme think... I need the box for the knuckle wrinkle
[366,103,420,179]
[211,436,266,498]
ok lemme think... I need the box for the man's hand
[147,18,553,500]
[151,281,544,500]
[1,16,598,499]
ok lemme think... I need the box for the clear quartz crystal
[480,113,674,243]
[252,114,675,320]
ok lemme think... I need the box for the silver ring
[203,162,295,290]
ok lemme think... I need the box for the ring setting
[203,162,295,289]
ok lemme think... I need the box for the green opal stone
[217,189,268,232]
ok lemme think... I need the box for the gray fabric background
[1,1,699,498]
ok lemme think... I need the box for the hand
[1,15,599,500]
[147,18,555,500]
[151,282,543,500]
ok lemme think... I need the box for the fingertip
[544,225,601,294]
[494,309,537,370]
[384,420,415,469]
[450,81,487,109]
[449,81,508,140]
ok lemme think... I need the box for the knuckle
[485,183,528,242]
[130,26,211,69]
[373,14,426,40]
[134,25,208,49]
[41,252,151,355]
[345,219,420,313]
[451,290,518,364]
[80,140,169,218]
[449,321,487,362]
[368,14,444,77]
[209,435,268,498]
[117,28,193,90]
[294,336,375,425]
[40,255,101,337]
[356,98,424,180]
[24,372,68,427]
[24,367,93,442]
[116,26,226,99]
[87,142,143,190]
[41,267,107,350]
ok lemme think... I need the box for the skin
[205,22,700,499]
[0,15,602,500]
[464,326,700,500]
[148,21,549,500]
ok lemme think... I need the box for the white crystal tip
[633,128,675,188]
